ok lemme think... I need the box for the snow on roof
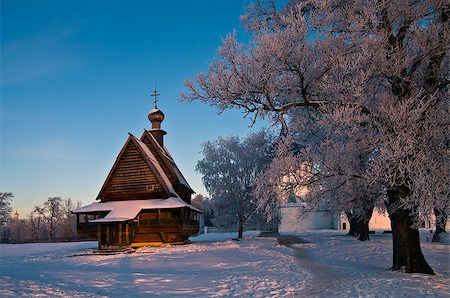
[146,131,173,162]
[91,217,132,223]
[73,197,201,223]
[133,137,177,195]
[143,131,193,191]
[163,145,172,158]
[170,160,193,191]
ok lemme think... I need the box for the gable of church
[97,136,168,202]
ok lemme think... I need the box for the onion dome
[148,108,165,129]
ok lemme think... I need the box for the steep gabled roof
[132,136,177,195]
[140,130,194,193]
[96,134,177,200]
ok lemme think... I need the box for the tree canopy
[196,131,274,237]
[183,0,449,274]
[0,192,13,225]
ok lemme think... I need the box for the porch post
[119,223,122,248]
[97,225,101,250]
[125,223,129,245]
[106,225,110,247]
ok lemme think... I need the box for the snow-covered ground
[0,232,305,297]
[281,230,450,297]
[0,230,448,297]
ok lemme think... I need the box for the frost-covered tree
[317,1,449,274]
[182,0,378,241]
[28,205,44,242]
[290,109,378,241]
[310,132,379,241]
[254,130,377,241]
[196,131,273,238]
[43,197,63,241]
[191,194,214,227]
[0,192,13,225]
[192,194,206,210]
[60,198,77,241]
[183,0,449,274]
[9,218,27,243]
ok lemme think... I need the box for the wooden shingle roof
[140,130,194,193]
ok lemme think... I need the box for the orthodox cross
[151,89,160,108]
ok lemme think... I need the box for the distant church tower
[13,210,19,221]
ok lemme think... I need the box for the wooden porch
[76,208,200,249]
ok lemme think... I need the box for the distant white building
[278,202,448,233]
[278,202,347,233]
[276,163,447,233]
[278,202,394,233]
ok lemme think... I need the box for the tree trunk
[237,217,244,239]
[356,219,369,241]
[432,207,447,242]
[345,212,357,237]
[346,207,373,241]
[49,220,53,241]
[33,224,39,242]
[348,220,358,237]
[387,186,434,274]
[345,211,358,237]
[356,206,374,241]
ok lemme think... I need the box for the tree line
[0,192,80,243]
[182,0,449,275]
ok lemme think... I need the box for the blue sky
[1,0,270,216]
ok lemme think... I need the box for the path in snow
[276,231,450,298]
[278,235,355,297]
[267,233,374,296]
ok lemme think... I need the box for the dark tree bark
[356,206,374,241]
[345,206,374,241]
[237,217,244,239]
[387,186,434,274]
[346,211,358,237]
[432,207,447,242]
[348,222,358,237]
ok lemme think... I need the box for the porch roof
[73,196,201,223]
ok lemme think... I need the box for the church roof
[140,130,194,193]
[73,197,201,223]
[134,136,176,195]
[95,133,179,201]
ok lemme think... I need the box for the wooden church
[73,91,201,249]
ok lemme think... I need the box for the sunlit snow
[0,231,448,297]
